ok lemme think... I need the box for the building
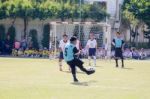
[0,0,148,50]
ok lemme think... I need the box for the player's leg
[93,48,96,67]
[59,52,63,71]
[88,48,92,66]
[67,61,78,82]
[120,52,124,68]
[115,48,119,67]
[74,59,95,75]
[115,58,119,67]
[121,58,124,68]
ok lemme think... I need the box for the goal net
[49,22,111,59]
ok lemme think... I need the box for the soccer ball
[87,66,95,71]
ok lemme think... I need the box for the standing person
[64,36,95,82]
[86,33,97,67]
[112,32,125,68]
[58,34,69,71]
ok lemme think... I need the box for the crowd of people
[0,35,149,60]
[111,48,148,60]
[0,35,51,58]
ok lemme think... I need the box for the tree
[89,2,108,22]
[122,0,150,46]
[144,26,150,47]
[7,26,16,43]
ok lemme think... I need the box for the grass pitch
[0,57,150,99]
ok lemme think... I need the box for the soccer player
[86,33,97,67]
[58,34,69,71]
[112,32,125,68]
[64,36,95,82]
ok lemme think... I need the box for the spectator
[132,48,140,59]
[21,38,27,51]
[14,40,21,51]
[139,48,147,60]
[4,35,13,55]
[123,48,132,58]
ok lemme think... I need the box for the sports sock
[93,56,96,66]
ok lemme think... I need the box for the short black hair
[63,34,68,37]
[116,32,121,35]
[70,36,77,42]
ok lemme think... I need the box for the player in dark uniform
[64,36,95,82]
[112,32,125,68]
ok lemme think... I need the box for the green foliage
[0,0,108,40]
[7,26,16,43]
[122,0,150,41]
[42,24,50,49]
[29,29,39,49]
[89,2,108,22]
[0,0,108,21]
[0,24,5,41]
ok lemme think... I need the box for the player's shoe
[87,70,95,75]
[74,78,79,82]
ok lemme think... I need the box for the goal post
[49,21,111,59]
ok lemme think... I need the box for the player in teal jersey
[64,36,95,82]
[112,32,125,68]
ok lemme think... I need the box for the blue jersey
[113,38,124,48]
[63,43,76,62]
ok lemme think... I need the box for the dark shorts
[59,52,64,59]
[115,48,123,59]
[89,48,96,56]
[67,58,84,67]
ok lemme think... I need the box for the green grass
[0,57,150,99]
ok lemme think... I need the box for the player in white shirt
[86,33,97,66]
[59,34,69,71]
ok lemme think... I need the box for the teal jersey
[63,43,76,62]
[113,38,124,48]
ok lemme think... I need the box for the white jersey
[59,40,69,52]
[86,39,97,48]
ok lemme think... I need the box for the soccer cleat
[74,78,79,82]
[87,70,95,75]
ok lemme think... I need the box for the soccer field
[0,58,150,99]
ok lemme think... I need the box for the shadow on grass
[122,67,134,70]
[61,70,71,73]
[62,70,85,74]
[71,80,98,86]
